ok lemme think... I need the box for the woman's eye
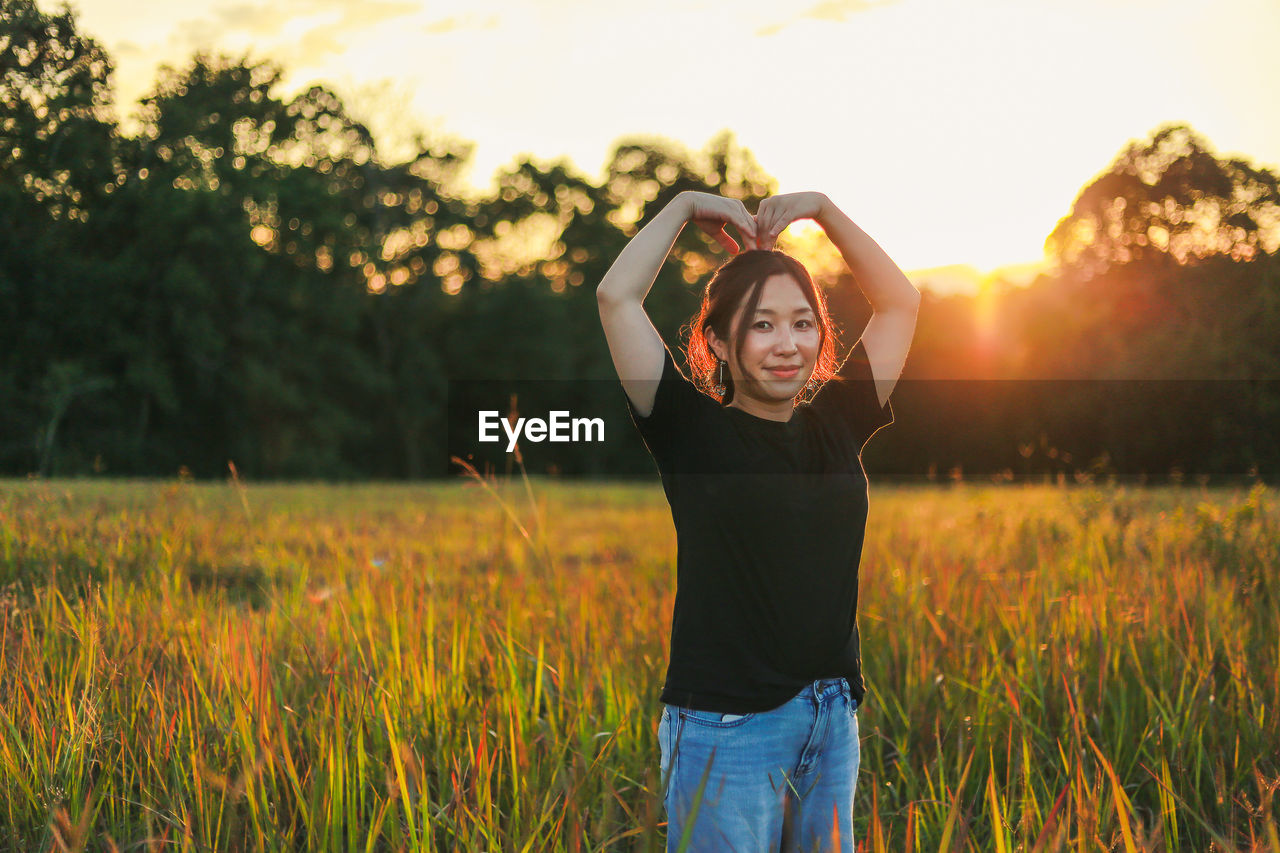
[755,320,812,330]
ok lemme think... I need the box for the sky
[56,0,1280,296]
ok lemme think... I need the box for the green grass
[0,471,1277,852]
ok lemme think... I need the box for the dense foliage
[3,0,1278,482]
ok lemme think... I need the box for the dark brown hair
[682,249,840,406]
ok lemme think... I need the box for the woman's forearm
[817,197,921,312]
[596,193,691,305]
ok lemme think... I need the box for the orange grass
[0,473,1277,851]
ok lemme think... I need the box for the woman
[597,190,919,852]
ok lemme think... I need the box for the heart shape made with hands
[692,191,827,255]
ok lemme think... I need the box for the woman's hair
[682,249,840,406]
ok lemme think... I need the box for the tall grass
[0,472,1276,851]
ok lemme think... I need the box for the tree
[0,0,116,221]
[1045,122,1280,278]
[116,54,409,477]
[0,0,119,474]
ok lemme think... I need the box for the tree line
[3,0,1278,482]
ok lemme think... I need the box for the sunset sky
[58,0,1280,295]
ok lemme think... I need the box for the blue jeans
[658,677,861,853]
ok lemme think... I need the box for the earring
[711,359,726,396]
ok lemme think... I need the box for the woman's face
[717,274,821,407]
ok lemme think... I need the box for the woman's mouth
[767,367,800,378]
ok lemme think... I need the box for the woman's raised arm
[596,192,758,305]
[596,193,757,413]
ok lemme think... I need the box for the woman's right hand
[680,191,758,254]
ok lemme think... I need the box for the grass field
[0,472,1277,852]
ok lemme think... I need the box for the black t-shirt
[625,339,894,714]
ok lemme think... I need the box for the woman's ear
[705,328,727,363]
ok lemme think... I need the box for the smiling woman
[694,258,833,421]
[596,189,919,851]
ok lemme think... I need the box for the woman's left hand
[754,192,829,251]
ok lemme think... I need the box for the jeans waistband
[806,677,850,704]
